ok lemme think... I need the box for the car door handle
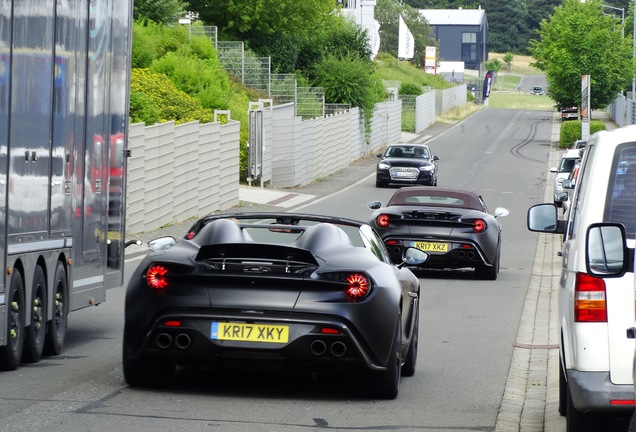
[408,291,418,299]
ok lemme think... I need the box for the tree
[530,0,634,110]
[480,0,530,54]
[375,0,435,69]
[134,0,186,25]
[185,0,334,42]
[503,52,514,72]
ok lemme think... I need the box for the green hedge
[559,120,607,148]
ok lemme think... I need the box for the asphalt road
[0,108,625,432]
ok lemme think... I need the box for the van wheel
[0,270,25,370]
[558,359,566,416]
[566,383,607,432]
[44,262,68,356]
[23,266,47,363]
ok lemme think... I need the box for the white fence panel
[415,90,436,132]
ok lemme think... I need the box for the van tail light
[574,272,607,322]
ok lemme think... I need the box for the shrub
[152,51,231,110]
[559,120,607,148]
[130,68,214,124]
[399,82,423,95]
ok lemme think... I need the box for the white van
[528,125,636,431]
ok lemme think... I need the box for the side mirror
[433,155,440,161]
[556,192,569,202]
[376,153,383,159]
[550,167,557,173]
[402,247,429,266]
[494,207,510,218]
[585,223,628,277]
[527,203,559,232]
[368,201,382,210]
[562,179,573,189]
[148,236,177,252]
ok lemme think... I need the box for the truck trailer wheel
[23,265,47,363]
[0,270,25,370]
[44,262,68,356]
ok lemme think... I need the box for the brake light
[345,273,370,298]
[163,320,181,327]
[321,327,341,334]
[146,265,169,290]
[377,214,390,228]
[575,272,607,322]
[473,219,486,233]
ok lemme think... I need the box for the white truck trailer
[0,0,132,370]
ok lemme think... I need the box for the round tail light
[345,273,370,298]
[377,214,390,228]
[146,265,169,290]
[473,219,486,233]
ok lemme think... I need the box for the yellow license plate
[211,322,289,343]
[412,241,448,252]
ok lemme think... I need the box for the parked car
[561,107,579,121]
[122,212,428,399]
[571,139,587,149]
[559,162,580,218]
[466,83,478,97]
[527,124,636,431]
[376,144,439,187]
[529,86,545,95]
[368,187,509,280]
[551,148,581,207]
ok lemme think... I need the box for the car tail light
[163,320,181,327]
[473,219,486,233]
[146,265,169,290]
[321,327,341,334]
[575,272,607,322]
[377,214,390,228]
[345,273,370,299]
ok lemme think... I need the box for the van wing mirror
[585,223,630,277]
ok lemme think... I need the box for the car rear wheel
[476,248,499,280]
[123,354,175,387]
[365,315,401,399]
[401,313,418,377]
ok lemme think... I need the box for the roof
[387,187,483,210]
[419,9,486,26]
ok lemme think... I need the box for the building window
[461,32,477,63]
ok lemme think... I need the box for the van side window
[606,143,636,238]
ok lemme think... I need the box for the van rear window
[607,144,636,238]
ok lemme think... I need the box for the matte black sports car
[123,213,428,399]
[368,187,509,280]
[376,144,440,187]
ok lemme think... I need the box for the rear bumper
[568,369,635,413]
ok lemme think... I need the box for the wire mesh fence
[189,26,218,46]
[296,87,325,119]
[400,95,417,132]
[217,41,245,81]
[244,55,271,95]
[271,74,297,105]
